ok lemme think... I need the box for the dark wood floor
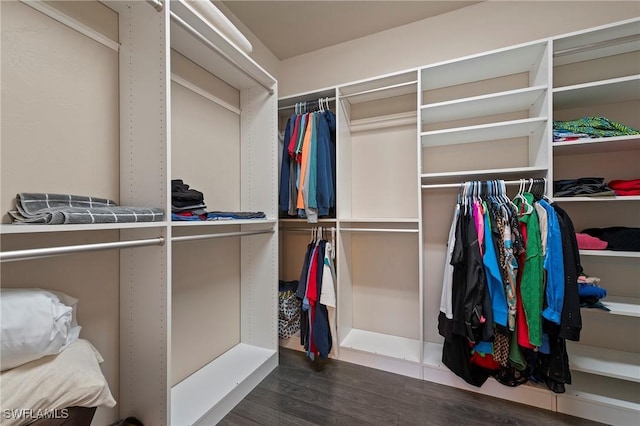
[219,348,606,426]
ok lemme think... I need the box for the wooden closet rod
[170,12,275,96]
[172,229,274,243]
[0,237,165,263]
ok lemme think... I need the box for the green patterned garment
[553,116,640,138]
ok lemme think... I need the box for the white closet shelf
[579,249,640,258]
[171,343,277,426]
[421,117,548,148]
[553,75,640,109]
[422,341,556,410]
[171,218,277,227]
[0,221,168,234]
[556,388,640,425]
[567,342,640,382]
[421,41,548,91]
[583,296,640,318]
[565,372,640,409]
[340,329,421,363]
[169,0,275,92]
[421,166,548,185]
[553,135,640,155]
[339,218,420,223]
[552,195,640,202]
[421,85,548,125]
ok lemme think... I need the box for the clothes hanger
[515,179,533,215]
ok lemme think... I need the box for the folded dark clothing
[172,203,207,212]
[579,299,611,312]
[171,179,204,203]
[206,211,266,220]
[553,177,615,197]
[608,179,640,196]
[581,227,640,251]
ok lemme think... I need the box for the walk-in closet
[1,2,638,426]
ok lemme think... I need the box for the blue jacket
[539,199,565,325]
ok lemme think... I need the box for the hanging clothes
[279,100,337,223]
[295,228,335,363]
[438,179,582,393]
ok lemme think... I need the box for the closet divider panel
[107,1,170,423]
[239,83,278,351]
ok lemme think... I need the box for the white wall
[278,1,640,97]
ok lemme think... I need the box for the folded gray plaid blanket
[9,193,164,224]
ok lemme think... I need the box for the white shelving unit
[551,18,640,425]
[277,16,639,426]
[1,1,278,425]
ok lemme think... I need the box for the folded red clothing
[576,233,608,250]
[608,179,640,196]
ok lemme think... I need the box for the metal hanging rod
[171,74,241,115]
[554,33,640,57]
[340,80,417,99]
[278,97,336,111]
[170,12,275,96]
[172,229,273,243]
[280,227,336,232]
[1,237,165,263]
[340,228,418,233]
[146,0,164,12]
[422,179,529,189]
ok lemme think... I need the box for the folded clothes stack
[171,179,266,221]
[553,177,615,197]
[577,274,609,312]
[171,179,207,216]
[581,227,640,252]
[553,116,640,141]
[9,193,164,224]
[575,233,608,250]
[608,178,640,196]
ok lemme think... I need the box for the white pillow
[0,288,81,371]
[0,338,116,426]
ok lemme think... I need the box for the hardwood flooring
[219,348,605,426]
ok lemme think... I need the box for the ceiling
[221,1,483,60]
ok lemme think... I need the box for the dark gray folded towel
[10,193,164,224]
